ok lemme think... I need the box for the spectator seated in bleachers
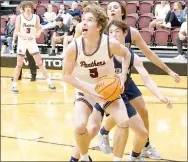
[162,2,184,28]
[174,8,187,60]
[56,4,73,28]
[1,15,16,54]
[66,1,81,17]
[149,1,170,29]
[50,17,68,56]
[41,4,57,30]
[67,15,81,43]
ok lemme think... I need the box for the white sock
[13,82,17,87]
[46,78,52,85]
[113,156,122,161]
[80,153,89,161]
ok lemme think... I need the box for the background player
[12,6,37,82]
[11,1,56,93]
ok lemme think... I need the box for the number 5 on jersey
[89,68,98,78]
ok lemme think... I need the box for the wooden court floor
[1,67,187,161]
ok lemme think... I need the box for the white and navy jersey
[74,34,115,90]
[19,14,37,40]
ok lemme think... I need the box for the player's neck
[23,12,32,18]
[121,41,125,46]
[84,34,101,47]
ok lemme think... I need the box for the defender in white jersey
[63,5,134,161]
[12,1,56,93]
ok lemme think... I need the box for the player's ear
[124,31,127,37]
[97,25,102,33]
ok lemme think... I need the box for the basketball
[95,74,122,101]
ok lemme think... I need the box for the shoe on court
[128,155,145,161]
[11,77,21,81]
[98,132,112,154]
[81,156,92,162]
[49,84,56,90]
[141,144,162,160]
[89,156,92,162]
[11,87,19,93]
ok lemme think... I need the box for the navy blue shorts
[103,95,137,118]
[124,78,142,101]
[121,94,137,118]
[119,78,141,118]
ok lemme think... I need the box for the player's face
[109,25,126,43]
[81,12,101,38]
[107,2,122,21]
[24,5,32,13]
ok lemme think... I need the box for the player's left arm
[134,53,171,107]
[35,15,42,39]
[131,28,180,83]
[109,38,131,86]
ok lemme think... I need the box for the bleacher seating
[125,13,138,28]
[154,29,171,46]
[126,1,139,14]
[137,13,153,29]
[171,28,181,46]
[139,28,154,45]
[36,4,47,16]
[0,16,8,35]
[139,1,153,15]
[0,0,187,57]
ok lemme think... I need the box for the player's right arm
[62,42,102,98]
[133,53,172,108]
[131,27,180,83]
[15,15,29,39]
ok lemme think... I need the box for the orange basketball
[95,74,122,101]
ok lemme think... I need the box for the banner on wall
[1,56,63,70]
[0,55,187,76]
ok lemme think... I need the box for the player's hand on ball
[159,96,172,108]
[85,87,104,99]
[117,74,125,94]
[91,90,104,99]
